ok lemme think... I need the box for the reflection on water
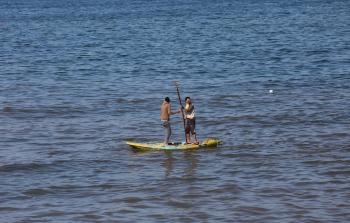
[183,152,198,179]
[163,151,174,178]
[162,151,198,179]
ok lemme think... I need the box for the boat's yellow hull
[126,138,222,151]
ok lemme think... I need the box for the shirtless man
[184,96,199,144]
[160,97,181,145]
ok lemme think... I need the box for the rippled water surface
[1,0,350,222]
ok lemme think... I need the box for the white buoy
[269,89,273,94]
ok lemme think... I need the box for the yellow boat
[126,138,222,151]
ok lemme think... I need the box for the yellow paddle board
[126,138,222,151]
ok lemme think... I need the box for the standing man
[184,96,199,144]
[160,97,181,145]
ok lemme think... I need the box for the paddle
[174,81,186,140]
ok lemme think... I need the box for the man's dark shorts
[185,118,196,134]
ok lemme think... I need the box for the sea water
[1,0,350,222]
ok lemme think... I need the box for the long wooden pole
[174,81,186,139]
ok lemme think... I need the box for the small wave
[167,198,192,208]
[205,184,242,194]
[23,188,52,197]
[238,143,263,150]
[306,49,330,56]
[235,205,269,215]
[77,214,102,220]
[200,114,263,127]
[313,59,330,64]
[303,159,350,166]
[2,106,13,112]
[115,97,149,104]
[319,132,349,139]
[259,187,292,195]
[0,207,19,212]
[1,106,87,117]
[323,170,350,177]
[0,162,52,173]
[278,47,294,53]
[117,209,137,214]
[121,197,143,204]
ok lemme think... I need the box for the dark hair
[185,96,190,101]
[165,97,170,102]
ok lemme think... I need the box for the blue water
[1,0,350,222]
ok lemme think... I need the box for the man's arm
[167,104,171,116]
[169,104,180,115]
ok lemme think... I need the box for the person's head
[185,96,191,104]
[164,97,170,103]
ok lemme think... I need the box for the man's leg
[165,122,171,145]
[163,121,171,144]
[185,119,191,144]
[185,133,190,144]
[193,133,199,144]
[191,119,198,144]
